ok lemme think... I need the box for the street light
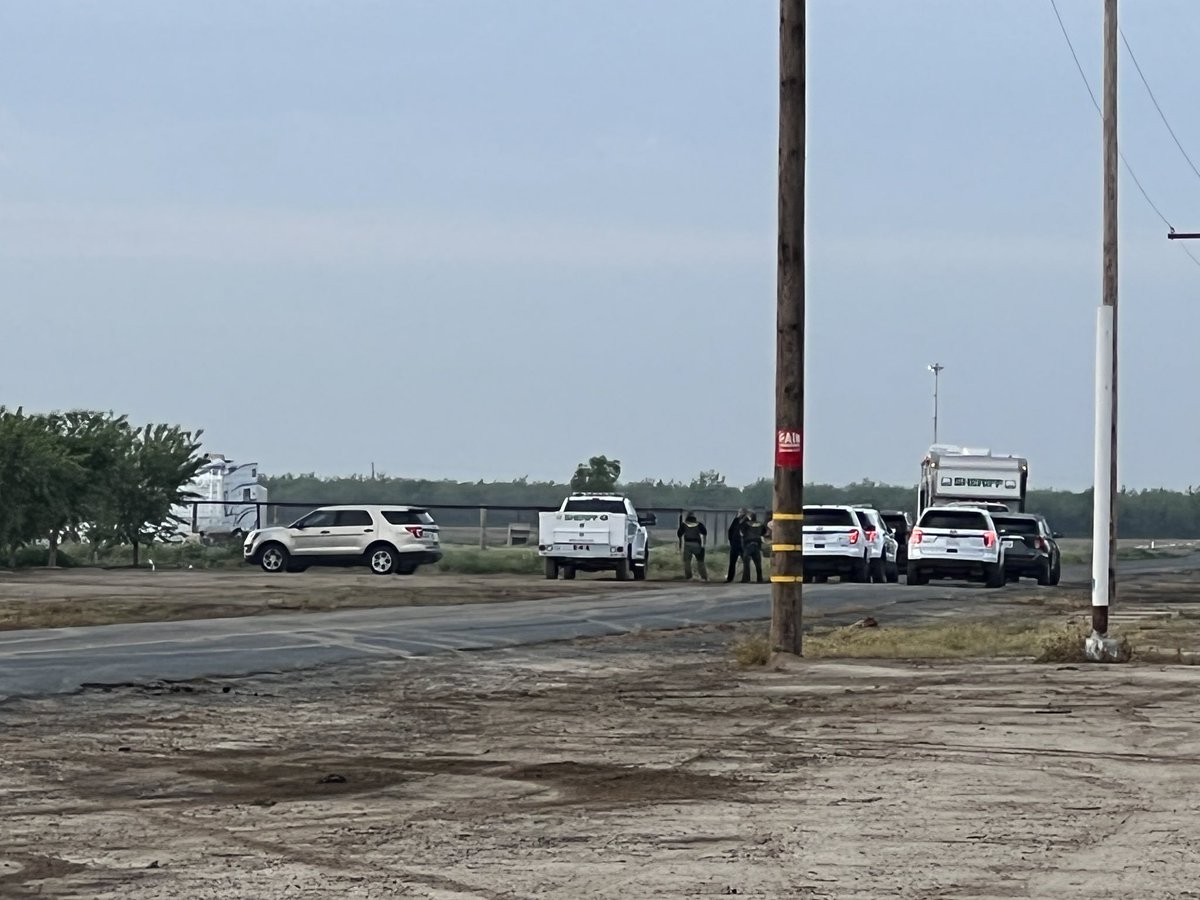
[928,363,944,444]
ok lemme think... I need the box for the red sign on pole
[776,429,803,469]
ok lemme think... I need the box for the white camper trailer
[918,444,1028,516]
[176,454,268,543]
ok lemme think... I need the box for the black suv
[879,510,915,568]
[992,513,1062,585]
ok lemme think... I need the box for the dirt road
[4,614,1200,898]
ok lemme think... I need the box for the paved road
[1,554,1196,701]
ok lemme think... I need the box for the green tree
[0,408,82,564]
[570,455,622,493]
[91,423,205,566]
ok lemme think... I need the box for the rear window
[853,511,874,529]
[804,507,855,527]
[382,509,436,526]
[993,516,1039,536]
[920,509,990,531]
[881,513,908,531]
[563,498,627,514]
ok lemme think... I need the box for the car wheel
[615,558,631,581]
[1049,556,1062,586]
[259,544,288,573]
[367,544,398,575]
[984,561,1006,588]
[851,554,870,583]
[905,563,927,586]
[886,559,899,583]
[545,558,559,580]
[869,555,886,584]
[1036,557,1053,586]
[563,566,577,580]
[633,550,648,581]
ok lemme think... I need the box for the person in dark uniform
[726,507,748,583]
[677,511,709,581]
[740,512,770,583]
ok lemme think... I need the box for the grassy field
[6,535,1197,581]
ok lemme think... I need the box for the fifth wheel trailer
[918,444,1028,516]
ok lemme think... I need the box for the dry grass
[731,617,1139,664]
[732,633,772,667]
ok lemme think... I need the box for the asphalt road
[1,554,1196,702]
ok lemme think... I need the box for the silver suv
[243,505,443,575]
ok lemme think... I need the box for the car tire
[633,550,648,581]
[615,558,631,581]
[259,543,289,574]
[1035,557,1053,586]
[366,544,398,576]
[851,554,870,583]
[906,563,927,586]
[563,566,577,580]
[984,561,1006,588]
[814,574,828,584]
[545,558,559,580]
[869,555,886,584]
[886,559,899,583]
[1049,557,1062,586]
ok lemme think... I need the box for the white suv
[243,505,443,576]
[851,507,899,583]
[906,506,1005,588]
[800,505,871,583]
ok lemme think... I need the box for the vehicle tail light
[1035,537,1045,549]
[866,530,877,542]
[404,526,424,538]
[848,529,860,545]
[911,528,924,544]
[983,531,997,548]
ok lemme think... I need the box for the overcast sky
[2,1,1199,490]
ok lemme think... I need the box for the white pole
[1091,306,1114,616]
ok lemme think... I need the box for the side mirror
[638,513,658,527]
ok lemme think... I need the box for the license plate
[946,538,959,549]
[1002,539,1014,548]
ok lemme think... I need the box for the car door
[290,509,339,557]
[327,509,376,556]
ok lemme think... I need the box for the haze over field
[2,1,1199,489]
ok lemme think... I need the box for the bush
[9,545,79,569]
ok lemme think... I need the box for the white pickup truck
[538,493,657,581]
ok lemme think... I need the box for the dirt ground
[0,568,672,631]
[6,600,1200,899]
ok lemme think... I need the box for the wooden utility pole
[770,0,805,657]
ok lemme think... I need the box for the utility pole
[770,0,805,658]
[1088,0,1121,659]
[928,363,944,444]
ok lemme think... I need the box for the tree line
[264,456,1200,539]
[0,407,204,566]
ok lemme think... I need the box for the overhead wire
[1047,0,1200,271]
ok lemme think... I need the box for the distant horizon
[262,467,1187,495]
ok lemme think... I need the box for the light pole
[928,363,944,444]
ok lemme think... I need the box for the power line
[1047,0,1200,271]
[1120,28,1200,188]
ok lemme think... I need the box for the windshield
[563,498,627,515]
[993,516,1039,536]
[920,509,990,531]
[804,507,855,527]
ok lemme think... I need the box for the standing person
[726,507,748,583]
[677,511,709,582]
[740,512,770,583]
